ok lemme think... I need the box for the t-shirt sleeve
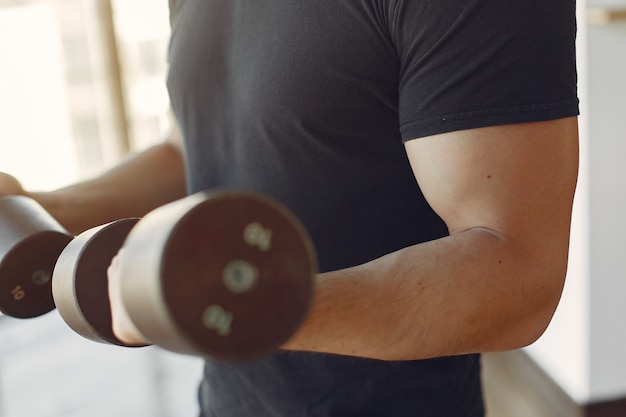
[392,0,579,141]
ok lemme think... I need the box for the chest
[167,0,400,127]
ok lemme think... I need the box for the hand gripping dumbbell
[0,195,140,334]
[99,191,317,361]
[0,191,317,361]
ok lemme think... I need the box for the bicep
[404,118,579,245]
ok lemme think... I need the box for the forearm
[28,141,186,235]
[282,119,578,361]
[282,227,567,361]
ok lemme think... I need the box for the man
[1,0,579,415]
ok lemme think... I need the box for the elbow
[500,262,568,351]
[514,307,558,349]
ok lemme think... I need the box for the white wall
[586,11,626,401]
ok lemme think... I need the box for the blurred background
[0,0,625,416]
[0,1,202,416]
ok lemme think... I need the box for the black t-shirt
[167,1,579,416]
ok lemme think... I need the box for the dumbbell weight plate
[119,191,317,361]
[52,218,141,346]
[0,196,73,318]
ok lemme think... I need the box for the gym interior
[0,1,625,416]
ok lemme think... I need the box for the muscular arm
[2,127,186,235]
[282,117,579,360]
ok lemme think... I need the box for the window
[0,1,201,415]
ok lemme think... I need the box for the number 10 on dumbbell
[0,196,73,318]
[0,191,317,362]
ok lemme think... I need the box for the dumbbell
[1,191,317,361]
[52,217,142,347]
[105,191,316,361]
[0,195,73,318]
[0,196,139,326]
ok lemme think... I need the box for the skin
[283,117,579,360]
[0,131,186,236]
[1,116,579,360]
